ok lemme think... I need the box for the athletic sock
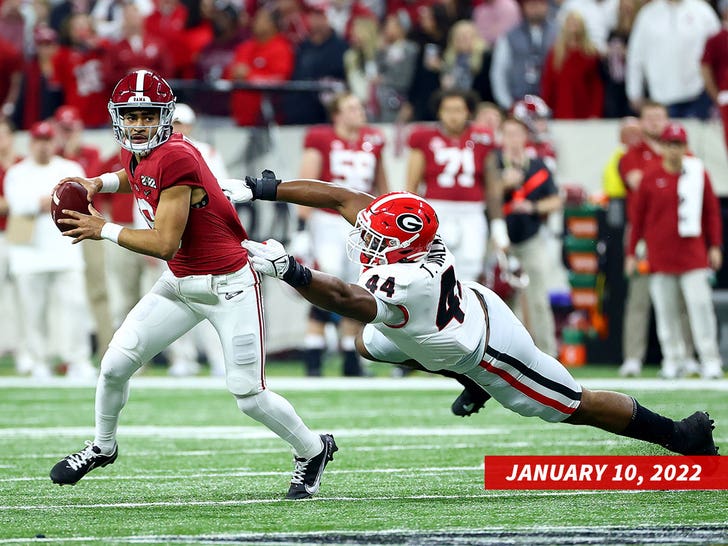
[619,398,675,448]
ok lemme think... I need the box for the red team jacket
[628,161,722,274]
[121,134,248,277]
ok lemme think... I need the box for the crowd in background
[0,0,726,131]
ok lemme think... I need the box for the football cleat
[451,387,491,417]
[665,412,719,456]
[286,434,338,500]
[50,441,118,485]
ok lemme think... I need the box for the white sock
[237,390,323,459]
[93,369,130,454]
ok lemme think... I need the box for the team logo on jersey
[140,175,157,189]
[396,213,423,233]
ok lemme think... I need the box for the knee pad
[99,345,140,386]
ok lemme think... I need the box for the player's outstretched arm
[242,239,378,323]
[245,170,375,226]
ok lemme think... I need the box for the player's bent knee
[99,346,140,385]
[235,391,265,417]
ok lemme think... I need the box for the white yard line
[0,376,726,391]
[0,490,647,512]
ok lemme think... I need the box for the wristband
[282,255,312,287]
[490,218,510,249]
[100,222,123,244]
[99,172,120,193]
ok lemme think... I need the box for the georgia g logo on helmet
[396,213,423,233]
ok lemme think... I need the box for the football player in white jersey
[237,173,719,457]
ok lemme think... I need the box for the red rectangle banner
[484,456,728,490]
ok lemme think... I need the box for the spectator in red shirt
[701,0,728,156]
[106,2,173,84]
[540,10,604,119]
[627,123,724,380]
[51,14,112,128]
[226,7,294,126]
[144,0,190,77]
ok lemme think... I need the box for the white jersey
[357,237,487,373]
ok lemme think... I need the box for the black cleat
[451,387,491,417]
[666,412,719,455]
[286,434,338,499]
[50,442,118,485]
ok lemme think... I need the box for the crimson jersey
[121,134,248,277]
[304,125,385,191]
[407,124,495,202]
[618,140,662,223]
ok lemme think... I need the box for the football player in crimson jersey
[239,174,719,457]
[48,70,337,500]
[296,92,388,377]
[405,89,497,283]
[511,95,558,172]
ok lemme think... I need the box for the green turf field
[0,363,726,545]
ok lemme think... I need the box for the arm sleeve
[372,296,406,325]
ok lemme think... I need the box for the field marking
[0,490,651,512]
[0,464,482,484]
[0,376,726,391]
[0,425,512,440]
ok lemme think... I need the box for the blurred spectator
[627,122,724,379]
[511,94,557,171]
[406,89,496,282]
[701,0,728,156]
[626,0,719,120]
[195,2,247,117]
[472,0,521,45]
[0,119,21,366]
[407,2,452,121]
[144,0,190,78]
[475,100,504,137]
[439,19,492,102]
[325,0,376,40]
[616,101,697,377]
[275,0,310,46]
[556,0,618,55]
[488,115,562,356]
[172,103,229,180]
[4,121,96,379]
[53,105,113,359]
[343,16,379,118]
[49,0,92,34]
[90,0,154,41]
[226,7,294,126]
[106,2,172,84]
[296,92,388,376]
[602,116,641,200]
[540,10,604,119]
[0,36,22,122]
[1,0,29,51]
[385,0,431,22]
[602,0,639,118]
[51,13,112,128]
[371,11,419,122]
[17,25,62,130]
[490,0,557,112]
[283,7,348,125]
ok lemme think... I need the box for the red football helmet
[346,192,439,265]
[485,251,529,301]
[108,69,176,153]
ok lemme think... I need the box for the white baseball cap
[173,103,196,125]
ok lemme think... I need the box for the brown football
[51,181,91,233]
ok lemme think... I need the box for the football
[51,180,91,233]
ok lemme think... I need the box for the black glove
[244,169,281,201]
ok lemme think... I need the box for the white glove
[219,179,254,203]
[242,239,292,279]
